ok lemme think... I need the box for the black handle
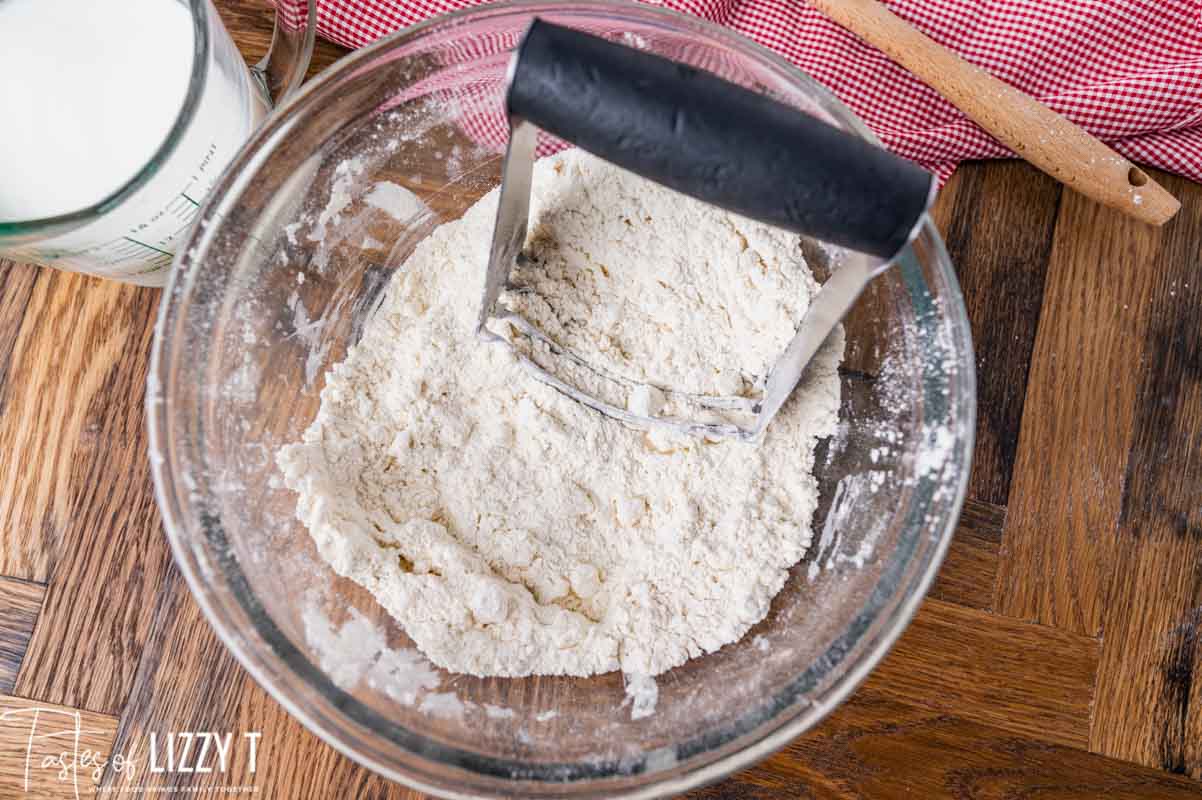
[508,20,933,259]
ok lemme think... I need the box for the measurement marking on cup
[167,195,201,224]
[124,236,172,257]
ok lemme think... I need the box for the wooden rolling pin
[810,0,1180,225]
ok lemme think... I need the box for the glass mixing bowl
[148,2,975,797]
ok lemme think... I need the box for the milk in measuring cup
[0,0,269,284]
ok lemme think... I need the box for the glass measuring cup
[0,0,315,286]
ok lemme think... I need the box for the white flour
[278,150,842,678]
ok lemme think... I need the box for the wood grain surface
[992,192,1166,636]
[927,162,1061,507]
[6,274,172,716]
[0,578,43,694]
[691,694,1202,800]
[1,2,1201,798]
[861,598,1099,748]
[927,498,1004,611]
[0,694,118,799]
[1088,176,1202,776]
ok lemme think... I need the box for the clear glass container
[0,0,314,285]
[148,2,976,797]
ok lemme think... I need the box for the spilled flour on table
[278,149,842,686]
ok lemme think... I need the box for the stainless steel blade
[753,250,892,436]
[479,116,922,442]
[478,118,538,335]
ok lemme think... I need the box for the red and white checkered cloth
[311,0,1202,183]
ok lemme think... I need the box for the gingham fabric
[312,0,1202,183]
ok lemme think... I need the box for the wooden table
[2,4,1201,797]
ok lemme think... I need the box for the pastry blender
[478,20,935,441]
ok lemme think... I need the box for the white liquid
[0,0,194,219]
[0,0,269,285]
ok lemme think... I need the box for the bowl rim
[148,1,976,797]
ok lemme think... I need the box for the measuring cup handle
[508,20,935,260]
[254,0,317,104]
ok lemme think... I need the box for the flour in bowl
[277,149,842,677]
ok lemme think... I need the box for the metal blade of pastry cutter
[477,119,897,442]
[478,119,538,337]
[476,21,935,441]
[750,251,892,437]
[477,120,761,440]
